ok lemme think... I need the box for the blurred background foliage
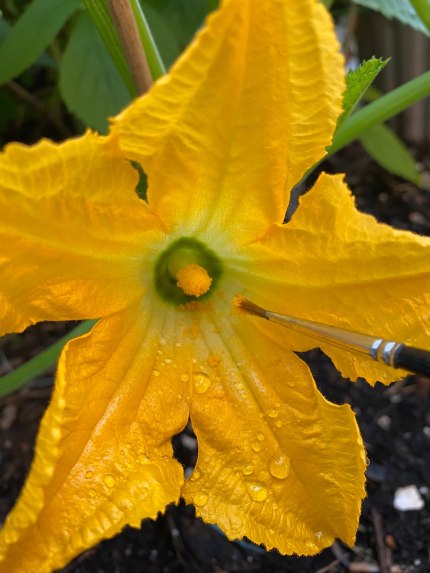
[0,0,429,182]
[0,0,429,184]
[0,0,219,141]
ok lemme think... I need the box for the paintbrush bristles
[233,296,268,318]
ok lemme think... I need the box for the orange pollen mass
[176,264,213,297]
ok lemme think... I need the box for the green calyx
[154,237,222,305]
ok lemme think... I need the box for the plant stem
[107,0,153,94]
[83,0,137,97]
[329,71,430,154]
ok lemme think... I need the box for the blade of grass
[0,320,96,398]
[83,0,137,96]
[329,70,430,155]
[129,0,166,79]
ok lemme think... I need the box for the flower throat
[154,237,222,305]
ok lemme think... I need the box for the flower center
[176,264,212,297]
[154,237,222,304]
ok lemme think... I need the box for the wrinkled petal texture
[0,304,191,573]
[112,0,344,242]
[181,295,366,554]
[237,173,430,384]
[0,132,163,335]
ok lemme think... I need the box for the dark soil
[1,143,430,573]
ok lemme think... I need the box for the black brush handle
[393,344,430,377]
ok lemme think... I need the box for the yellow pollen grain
[207,355,221,367]
[176,264,212,297]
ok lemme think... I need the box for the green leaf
[360,123,420,184]
[410,0,430,33]
[337,57,389,129]
[329,70,430,154]
[0,320,95,398]
[352,0,429,36]
[83,0,137,96]
[141,0,219,68]
[0,14,10,41]
[0,0,81,85]
[59,11,132,133]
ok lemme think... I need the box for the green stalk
[410,0,430,33]
[329,71,430,155]
[83,0,137,96]
[129,0,166,79]
[0,320,96,398]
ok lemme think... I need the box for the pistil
[176,264,212,297]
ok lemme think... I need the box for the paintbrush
[234,296,430,377]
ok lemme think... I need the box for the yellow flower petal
[240,173,430,384]
[112,0,344,242]
[0,304,191,572]
[0,131,163,336]
[182,300,366,553]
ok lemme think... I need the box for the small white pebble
[184,466,193,479]
[393,485,425,511]
[419,486,429,497]
[180,435,197,450]
[376,415,391,430]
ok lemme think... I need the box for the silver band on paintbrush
[235,296,430,377]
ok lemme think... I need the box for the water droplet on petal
[287,380,295,388]
[275,420,283,428]
[51,427,61,441]
[103,474,116,488]
[257,433,265,441]
[152,370,160,377]
[89,489,97,498]
[193,492,208,507]
[242,464,254,476]
[180,373,189,382]
[246,482,268,502]
[190,469,201,481]
[269,455,290,480]
[165,358,172,364]
[251,442,262,453]
[315,531,323,539]
[267,409,278,418]
[85,470,94,479]
[193,372,211,394]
